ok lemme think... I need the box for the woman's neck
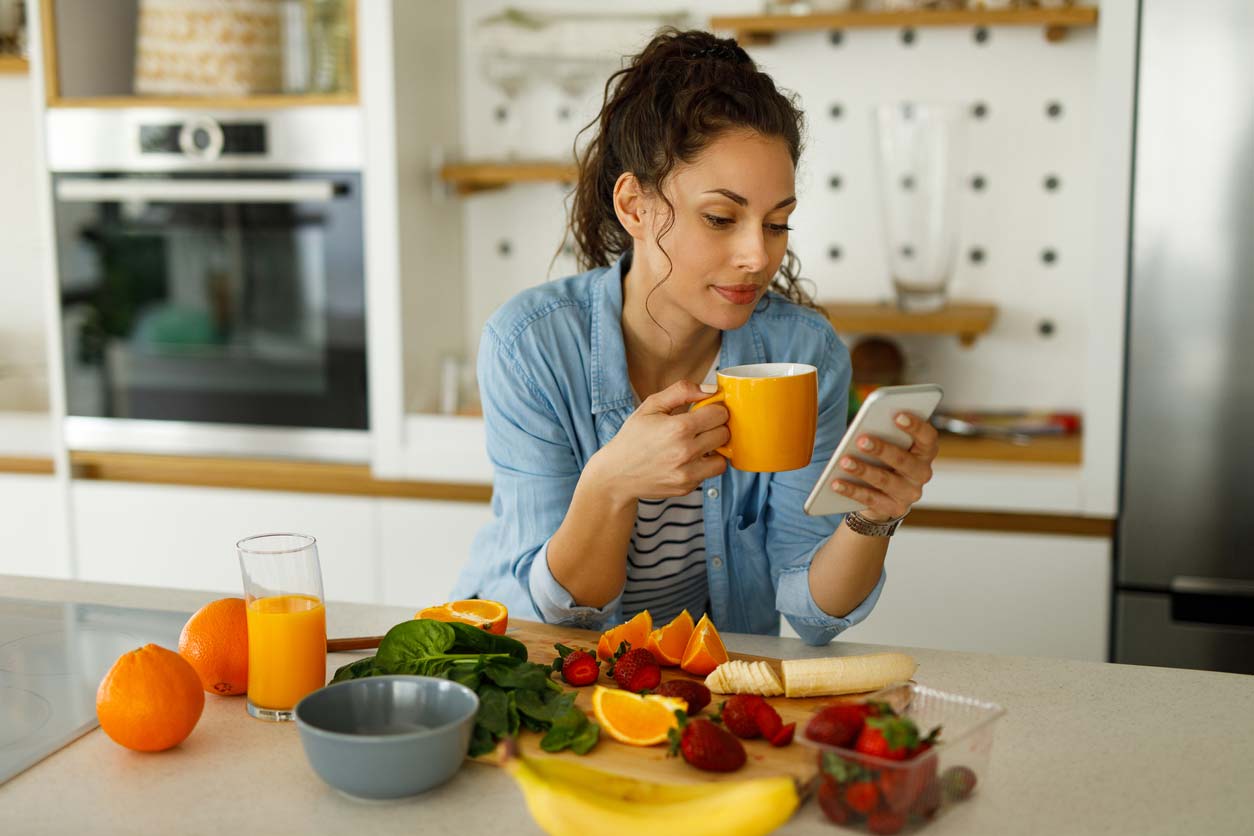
[621,256,721,399]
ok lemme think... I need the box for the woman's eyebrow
[703,188,796,210]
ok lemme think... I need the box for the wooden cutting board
[471,619,873,785]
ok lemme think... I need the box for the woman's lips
[713,284,761,305]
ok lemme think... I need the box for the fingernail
[895,414,911,428]
[858,437,873,451]
[841,457,856,470]
[832,482,847,494]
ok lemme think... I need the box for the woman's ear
[612,172,650,243]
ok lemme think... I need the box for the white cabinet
[0,474,68,579]
[71,482,379,603]
[376,497,493,609]
[789,528,1111,662]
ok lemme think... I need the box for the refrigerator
[1116,0,1254,674]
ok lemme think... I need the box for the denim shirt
[451,255,885,645]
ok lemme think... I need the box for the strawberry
[550,644,599,687]
[911,779,943,819]
[880,727,941,812]
[653,679,711,715]
[607,646,661,693]
[716,695,765,739]
[667,711,746,773]
[817,776,853,825]
[843,778,880,815]
[753,702,784,741]
[769,721,795,747]
[942,765,977,801]
[854,715,921,761]
[867,809,907,835]
[805,703,871,748]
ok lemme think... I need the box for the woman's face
[637,129,797,332]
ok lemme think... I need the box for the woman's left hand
[831,412,940,523]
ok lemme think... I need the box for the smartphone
[803,383,944,517]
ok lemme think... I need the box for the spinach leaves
[331,619,599,757]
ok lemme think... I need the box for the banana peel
[497,739,801,836]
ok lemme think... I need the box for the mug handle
[689,390,733,460]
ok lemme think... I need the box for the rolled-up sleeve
[764,325,885,645]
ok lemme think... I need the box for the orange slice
[415,599,508,635]
[680,613,728,676]
[591,685,687,746]
[644,609,694,667]
[596,610,653,661]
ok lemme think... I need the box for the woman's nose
[733,226,768,273]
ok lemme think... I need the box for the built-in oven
[47,108,368,461]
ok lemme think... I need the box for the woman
[453,29,938,645]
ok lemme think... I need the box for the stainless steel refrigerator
[1116,0,1254,674]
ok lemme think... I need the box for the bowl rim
[293,674,480,743]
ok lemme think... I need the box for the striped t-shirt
[621,360,718,624]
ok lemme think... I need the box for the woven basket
[134,0,282,96]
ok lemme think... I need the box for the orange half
[415,599,508,635]
[644,609,694,667]
[680,613,728,676]
[591,685,687,746]
[596,610,653,661]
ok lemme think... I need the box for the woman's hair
[568,28,820,312]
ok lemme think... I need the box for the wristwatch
[844,510,907,537]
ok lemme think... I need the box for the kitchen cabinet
[376,497,493,608]
[0,474,68,579]
[794,527,1111,661]
[70,481,380,602]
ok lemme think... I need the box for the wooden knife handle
[327,635,383,653]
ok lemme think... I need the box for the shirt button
[706,487,719,499]
[711,556,723,569]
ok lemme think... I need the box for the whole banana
[501,749,800,836]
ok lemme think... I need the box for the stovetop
[0,597,188,785]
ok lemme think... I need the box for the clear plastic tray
[797,682,1006,833]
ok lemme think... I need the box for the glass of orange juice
[237,533,327,721]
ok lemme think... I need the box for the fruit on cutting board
[500,742,799,836]
[716,695,794,747]
[591,685,686,746]
[781,652,917,697]
[704,659,784,696]
[415,599,508,635]
[550,643,599,687]
[607,645,662,693]
[644,608,694,666]
[806,703,873,748]
[178,596,248,696]
[668,711,748,772]
[96,644,205,752]
[653,679,711,715]
[597,610,652,660]
[680,613,728,675]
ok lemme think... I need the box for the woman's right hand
[588,380,730,506]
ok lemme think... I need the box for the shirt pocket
[729,514,778,636]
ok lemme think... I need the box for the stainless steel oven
[47,108,368,461]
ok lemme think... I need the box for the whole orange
[96,644,205,752]
[178,597,249,696]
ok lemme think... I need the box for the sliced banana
[704,659,784,696]
[781,652,917,698]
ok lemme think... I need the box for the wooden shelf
[822,300,996,346]
[0,456,54,475]
[936,432,1081,466]
[440,161,578,195]
[46,93,358,109]
[0,55,29,74]
[712,6,1098,44]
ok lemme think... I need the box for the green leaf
[446,622,529,661]
[477,685,512,738]
[540,704,599,753]
[821,752,870,783]
[376,620,456,669]
[467,723,496,758]
[866,716,920,751]
[482,658,555,693]
[330,656,381,683]
[568,721,600,755]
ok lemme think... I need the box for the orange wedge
[644,609,694,667]
[415,599,508,635]
[591,685,687,746]
[596,610,653,661]
[680,613,728,676]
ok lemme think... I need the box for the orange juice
[245,594,327,710]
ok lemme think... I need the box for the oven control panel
[140,117,267,159]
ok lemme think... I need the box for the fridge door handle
[55,179,337,204]
[1169,576,1254,629]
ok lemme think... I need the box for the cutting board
[471,619,873,785]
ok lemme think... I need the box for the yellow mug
[691,362,818,472]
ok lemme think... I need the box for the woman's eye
[702,214,734,228]
[766,224,794,236]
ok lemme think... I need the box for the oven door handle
[55,179,337,204]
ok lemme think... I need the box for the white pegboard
[448,0,1101,413]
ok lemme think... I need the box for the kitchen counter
[2,576,1251,836]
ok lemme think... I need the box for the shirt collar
[590,251,768,414]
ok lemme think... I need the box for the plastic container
[798,682,1006,833]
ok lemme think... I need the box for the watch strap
[844,510,906,537]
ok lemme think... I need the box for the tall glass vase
[874,103,966,313]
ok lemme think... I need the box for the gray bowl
[294,675,479,800]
